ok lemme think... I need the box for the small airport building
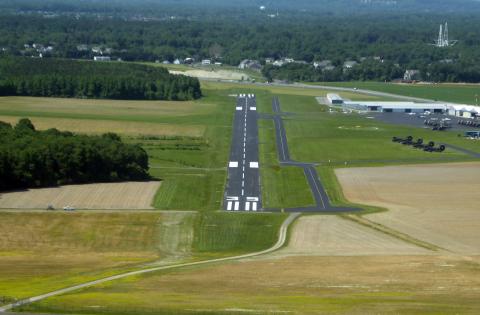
[343,101,447,113]
[326,93,480,118]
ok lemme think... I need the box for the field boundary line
[341,214,445,252]
[0,212,300,312]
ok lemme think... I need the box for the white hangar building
[326,93,480,118]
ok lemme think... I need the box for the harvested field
[0,181,161,210]
[28,255,480,314]
[274,215,428,257]
[0,96,206,117]
[0,115,205,137]
[336,162,480,254]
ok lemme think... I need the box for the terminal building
[326,93,480,118]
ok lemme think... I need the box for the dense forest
[0,57,201,100]
[1,1,480,82]
[262,60,480,83]
[2,0,480,17]
[0,119,150,191]
[1,10,480,82]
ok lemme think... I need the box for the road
[0,213,300,313]
[265,97,358,213]
[223,94,262,212]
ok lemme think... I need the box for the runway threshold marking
[224,94,261,212]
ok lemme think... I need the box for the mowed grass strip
[258,119,315,209]
[0,115,205,137]
[201,80,389,100]
[285,111,477,164]
[192,212,287,257]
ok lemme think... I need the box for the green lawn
[285,111,478,164]
[192,212,288,257]
[318,81,480,105]
[258,119,315,209]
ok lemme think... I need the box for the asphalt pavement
[223,94,262,212]
[265,97,358,213]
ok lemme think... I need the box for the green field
[275,94,479,165]
[0,211,286,304]
[318,81,480,105]
[2,80,480,314]
[1,81,478,211]
[258,119,315,209]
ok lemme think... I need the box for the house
[93,56,111,61]
[284,58,294,63]
[91,46,102,54]
[214,62,223,66]
[162,60,171,64]
[265,58,274,64]
[173,59,182,65]
[313,60,332,69]
[273,60,285,67]
[201,59,211,65]
[238,59,261,70]
[343,61,358,69]
[184,57,194,64]
[404,69,421,81]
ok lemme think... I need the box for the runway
[223,94,262,212]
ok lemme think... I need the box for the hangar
[326,94,480,118]
[343,101,447,113]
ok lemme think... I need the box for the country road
[0,212,300,312]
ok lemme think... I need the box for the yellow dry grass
[0,115,205,137]
[336,162,480,254]
[0,181,161,210]
[36,255,480,314]
[0,96,209,117]
[273,215,428,257]
[0,212,164,300]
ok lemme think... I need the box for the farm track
[0,213,300,312]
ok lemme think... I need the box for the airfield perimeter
[0,79,479,314]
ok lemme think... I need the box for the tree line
[0,57,202,100]
[0,119,151,191]
[262,60,480,83]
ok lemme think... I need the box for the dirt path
[153,212,196,265]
